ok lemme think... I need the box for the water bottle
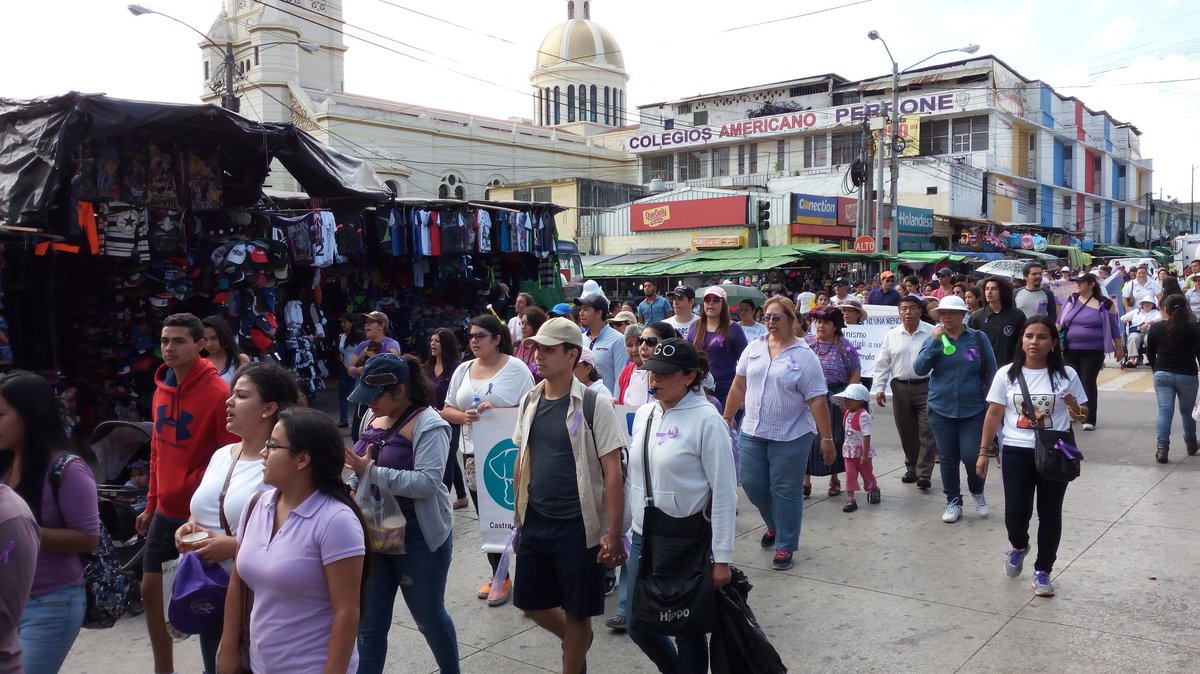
[464,394,481,442]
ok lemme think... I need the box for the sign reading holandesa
[627,89,978,153]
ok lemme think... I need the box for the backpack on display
[51,455,132,629]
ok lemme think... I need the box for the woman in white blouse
[441,314,534,606]
[173,362,303,674]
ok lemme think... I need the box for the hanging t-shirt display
[95,143,123,202]
[145,143,178,209]
[312,211,337,267]
[121,143,149,205]
[187,151,223,210]
[148,209,186,259]
[102,207,149,261]
[476,210,492,253]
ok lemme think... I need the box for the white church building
[201,0,636,238]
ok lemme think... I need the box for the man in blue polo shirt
[574,293,625,394]
[636,280,670,324]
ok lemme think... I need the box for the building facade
[200,0,636,201]
[610,56,1152,254]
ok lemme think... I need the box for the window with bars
[678,151,708,181]
[712,147,730,177]
[533,187,552,202]
[643,154,675,183]
[951,115,989,152]
[737,146,746,175]
[748,143,759,173]
[803,135,828,168]
[920,119,949,155]
[776,139,786,171]
[831,132,859,165]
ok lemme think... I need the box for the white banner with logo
[471,403,641,553]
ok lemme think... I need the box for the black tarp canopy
[0,92,393,230]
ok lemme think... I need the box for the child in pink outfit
[832,384,878,512]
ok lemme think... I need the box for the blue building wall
[1104,201,1112,243]
[1041,185,1055,226]
[1041,86,1054,129]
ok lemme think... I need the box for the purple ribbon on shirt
[845,343,862,356]
[656,426,679,445]
[0,540,13,565]
[570,410,582,436]
[964,347,979,362]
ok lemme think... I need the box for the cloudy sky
[4,0,1198,200]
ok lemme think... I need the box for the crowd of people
[1,254,1198,674]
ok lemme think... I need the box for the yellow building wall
[486,181,581,240]
[993,195,1013,221]
[1012,126,1029,178]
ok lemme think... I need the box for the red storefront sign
[837,197,858,226]
[631,196,748,232]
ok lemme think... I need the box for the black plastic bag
[710,567,787,674]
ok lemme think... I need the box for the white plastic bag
[355,463,406,554]
[1192,400,1200,423]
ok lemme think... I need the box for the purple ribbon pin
[0,540,13,565]
[570,410,582,436]
[656,426,679,445]
[964,347,979,362]
[1054,439,1081,459]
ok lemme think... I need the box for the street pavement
[67,361,1200,673]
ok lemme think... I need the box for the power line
[373,0,514,44]
[721,0,874,33]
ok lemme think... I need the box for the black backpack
[50,455,132,629]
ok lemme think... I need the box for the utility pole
[874,116,886,264]
[888,60,901,256]
[223,41,238,111]
[1191,164,1196,234]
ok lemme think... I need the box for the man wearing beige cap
[511,317,626,674]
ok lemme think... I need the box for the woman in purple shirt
[692,286,748,405]
[1057,273,1124,431]
[0,372,99,674]
[220,408,367,674]
[804,306,861,498]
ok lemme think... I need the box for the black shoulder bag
[1015,368,1083,483]
[630,412,717,637]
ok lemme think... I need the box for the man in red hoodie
[135,312,236,674]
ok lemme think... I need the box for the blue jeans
[357,528,460,674]
[926,411,986,503]
[19,584,85,674]
[738,432,814,552]
[1154,371,1198,445]
[625,533,709,674]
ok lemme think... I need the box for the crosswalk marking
[1097,368,1154,393]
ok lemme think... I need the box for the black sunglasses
[637,337,659,346]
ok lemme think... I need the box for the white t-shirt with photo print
[986,364,1087,449]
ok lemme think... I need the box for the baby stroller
[90,420,153,616]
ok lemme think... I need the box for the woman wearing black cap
[627,338,736,672]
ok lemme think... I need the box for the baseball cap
[525,317,585,349]
[549,303,575,317]
[1069,272,1097,283]
[573,293,609,312]
[833,278,849,288]
[666,284,696,300]
[641,337,701,374]
[936,268,953,278]
[701,285,727,301]
[167,552,230,635]
[348,354,411,405]
[579,347,596,366]
[879,271,895,280]
[363,311,389,329]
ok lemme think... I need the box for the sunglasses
[637,337,659,346]
[763,314,787,323]
[702,297,723,304]
[467,332,494,341]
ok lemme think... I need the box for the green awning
[1011,249,1059,262]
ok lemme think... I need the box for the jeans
[1064,349,1105,425]
[200,627,221,674]
[337,367,355,424]
[19,584,85,674]
[625,533,709,674]
[926,411,986,503]
[1001,445,1068,573]
[357,529,460,674]
[738,432,814,552]
[1153,370,1199,445]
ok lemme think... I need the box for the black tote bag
[1015,369,1082,483]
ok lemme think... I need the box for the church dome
[535,9,625,72]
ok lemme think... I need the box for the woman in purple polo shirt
[219,408,367,674]
[1,371,99,674]
[692,285,748,406]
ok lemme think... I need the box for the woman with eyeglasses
[218,408,367,674]
[692,286,749,406]
[723,297,835,572]
[173,362,303,674]
[513,306,549,383]
[623,322,678,407]
[441,314,534,605]
[344,354,460,673]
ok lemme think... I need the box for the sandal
[827,479,842,497]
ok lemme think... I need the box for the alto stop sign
[854,236,877,254]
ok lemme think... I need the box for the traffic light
[756,200,770,231]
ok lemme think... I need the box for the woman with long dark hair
[173,362,303,674]
[336,314,364,428]
[692,286,748,405]
[1057,273,1122,431]
[426,328,467,508]
[345,355,460,674]
[0,371,99,674]
[203,316,251,388]
[625,322,678,407]
[218,407,367,674]
[441,314,533,604]
[513,306,549,382]
[979,316,1087,597]
[1145,294,1200,462]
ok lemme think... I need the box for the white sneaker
[972,493,991,517]
[1082,423,1095,431]
[942,500,963,523]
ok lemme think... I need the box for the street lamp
[868,30,979,255]
[128,4,318,112]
